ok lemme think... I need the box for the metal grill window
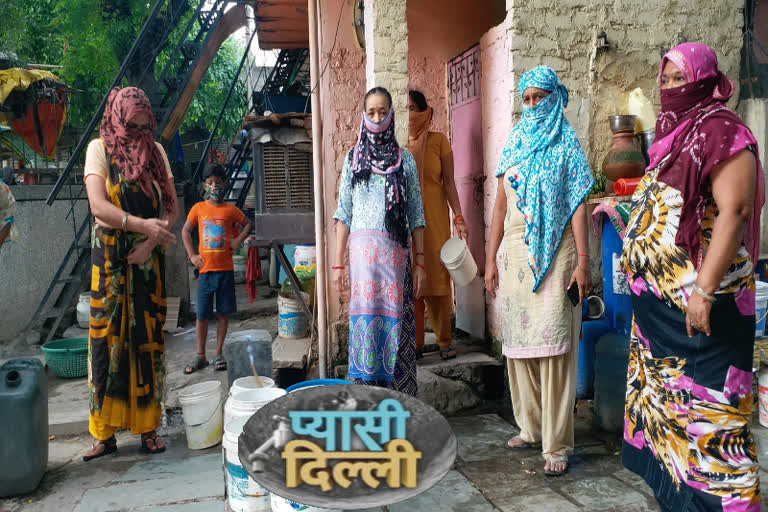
[262,142,313,211]
[448,45,481,106]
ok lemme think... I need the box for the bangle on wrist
[415,263,425,270]
[578,253,589,258]
[332,265,345,270]
[693,285,716,303]
[121,213,129,231]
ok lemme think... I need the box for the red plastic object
[614,177,641,196]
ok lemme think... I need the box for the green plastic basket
[41,338,88,378]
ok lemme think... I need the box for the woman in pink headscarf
[82,87,178,461]
[620,43,764,511]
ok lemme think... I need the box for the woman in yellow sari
[82,87,178,460]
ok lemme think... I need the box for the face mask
[205,185,223,201]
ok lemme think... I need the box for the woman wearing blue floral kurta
[333,87,426,397]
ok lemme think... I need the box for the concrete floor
[5,409,768,511]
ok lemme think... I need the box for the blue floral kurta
[334,148,425,393]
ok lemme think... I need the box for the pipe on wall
[308,0,328,378]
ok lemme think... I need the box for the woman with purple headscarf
[621,43,765,510]
[332,87,426,396]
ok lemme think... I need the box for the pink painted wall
[479,13,513,339]
[317,0,366,326]
[407,0,506,137]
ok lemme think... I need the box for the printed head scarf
[495,66,594,291]
[649,43,765,266]
[100,87,176,214]
[351,105,409,247]
[408,105,433,185]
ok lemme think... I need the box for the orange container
[614,177,641,196]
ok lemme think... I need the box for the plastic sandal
[141,431,166,455]
[440,348,457,360]
[213,354,227,372]
[184,355,209,374]
[83,437,117,461]
[544,454,569,477]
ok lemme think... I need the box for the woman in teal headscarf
[485,66,594,476]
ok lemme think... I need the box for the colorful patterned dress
[87,152,167,439]
[334,148,426,396]
[620,161,760,511]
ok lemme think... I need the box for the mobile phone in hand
[567,282,580,306]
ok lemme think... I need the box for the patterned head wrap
[495,66,594,291]
[100,87,175,214]
[650,43,764,265]
[351,106,409,247]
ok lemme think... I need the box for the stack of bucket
[269,379,346,512]
[223,377,286,511]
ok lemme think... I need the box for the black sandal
[440,348,457,360]
[141,431,166,455]
[184,354,209,374]
[83,436,117,461]
[213,354,227,372]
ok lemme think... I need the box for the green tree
[1,0,247,139]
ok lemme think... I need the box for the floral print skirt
[622,286,760,511]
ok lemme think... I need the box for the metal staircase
[29,0,234,341]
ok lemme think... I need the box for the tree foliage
[0,0,247,139]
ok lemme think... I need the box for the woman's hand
[568,264,591,304]
[413,265,426,299]
[455,221,469,241]
[485,261,499,298]
[686,292,713,338]
[333,267,348,301]
[127,239,155,265]
[144,218,176,245]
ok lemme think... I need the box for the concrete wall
[506,0,744,167]
[0,185,189,345]
[739,99,768,256]
[478,0,744,339]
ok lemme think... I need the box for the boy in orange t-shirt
[182,164,253,373]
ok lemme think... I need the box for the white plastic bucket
[76,292,90,329]
[178,380,224,450]
[278,291,310,339]
[756,280,768,337]
[223,417,270,511]
[224,387,287,429]
[440,237,477,288]
[759,366,768,428]
[270,494,340,512]
[293,245,317,270]
[230,376,276,396]
[233,255,246,285]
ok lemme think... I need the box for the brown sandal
[141,431,166,454]
[83,436,117,461]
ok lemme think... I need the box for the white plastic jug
[440,237,477,288]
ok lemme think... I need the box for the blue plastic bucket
[577,318,612,399]
[601,217,633,330]
[286,379,349,393]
